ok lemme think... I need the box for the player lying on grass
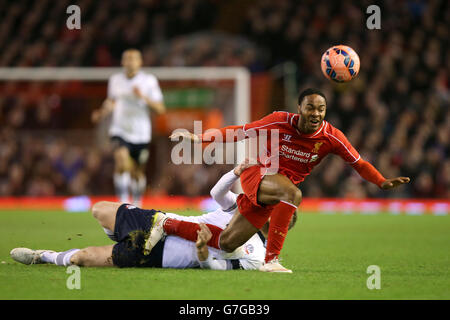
[10,162,294,270]
[147,88,410,273]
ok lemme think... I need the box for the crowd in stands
[0,0,448,199]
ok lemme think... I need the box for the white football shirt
[161,208,266,270]
[107,71,163,144]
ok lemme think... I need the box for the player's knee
[130,168,142,180]
[219,233,239,253]
[91,201,110,220]
[70,250,86,266]
[71,247,97,267]
[283,186,302,206]
[219,240,236,253]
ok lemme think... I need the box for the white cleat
[259,258,293,273]
[143,212,167,255]
[10,248,55,265]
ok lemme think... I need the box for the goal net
[0,67,250,197]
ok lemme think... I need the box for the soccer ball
[321,45,360,82]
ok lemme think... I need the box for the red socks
[265,201,297,263]
[163,218,223,250]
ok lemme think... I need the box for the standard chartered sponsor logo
[280,145,312,163]
[281,145,311,158]
[279,152,309,163]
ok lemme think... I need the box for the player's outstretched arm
[329,127,410,190]
[352,158,410,190]
[169,125,245,143]
[210,159,255,211]
[210,170,239,211]
[168,112,284,143]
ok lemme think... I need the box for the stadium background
[0,0,448,213]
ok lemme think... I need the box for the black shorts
[110,136,149,165]
[112,204,165,268]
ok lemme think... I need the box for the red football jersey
[241,111,361,185]
[201,111,361,185]
[200,111,386,187]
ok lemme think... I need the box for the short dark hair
[298,88,327,105]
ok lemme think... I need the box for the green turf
[0,209,449,299]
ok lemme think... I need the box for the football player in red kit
[147,88,410,273]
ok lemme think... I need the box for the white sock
[114,172,131,203]
[41,249,80,266]
[131,176,146,206]
[41,251,58,264]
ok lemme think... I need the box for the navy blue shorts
[110,136,149,164]
[111,204,165,268]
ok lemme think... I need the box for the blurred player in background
[91,49,165,206]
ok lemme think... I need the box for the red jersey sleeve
[326,126,361,164]
[199,112,290,142]
[351,159,386,188]
[243,111,290,134]
[326,124,386,187]
[199,125,244,142]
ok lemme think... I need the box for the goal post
[0,67,251,194]
[0,66,250,126]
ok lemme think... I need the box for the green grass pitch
[0,209,449,300]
